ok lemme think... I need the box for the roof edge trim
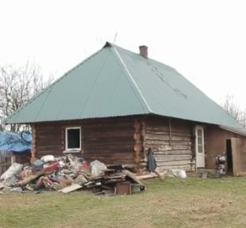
[4,48,105,124]
[220,125,246,137]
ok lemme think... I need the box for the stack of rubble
[0,154,145,195]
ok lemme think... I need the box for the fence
[0,153,14,176]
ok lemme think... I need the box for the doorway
[226,139,233,175]
[195,126,205,168]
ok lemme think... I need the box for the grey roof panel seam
[112,46,152,113]
[78,51,111,118]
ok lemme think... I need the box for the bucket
[201,171,208,178]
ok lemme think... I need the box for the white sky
[0,0,245,108]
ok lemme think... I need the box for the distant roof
[4,42,242,128]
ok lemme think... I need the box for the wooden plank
[145,135,191,141]
[146,127,191,133]
[0,154,11,176]
[152,155,192,162]
[142,118,146,153]
[169,118,172,146]
[60,184,83,193]
[152,150,192,155]
[146,141,191,146]
[31,124,36,163]
[231,138,246,176]
[146,145,191,152]
[145,131,191,137]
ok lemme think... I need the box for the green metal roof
[5,42,242,128]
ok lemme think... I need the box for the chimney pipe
[139,45,148,58]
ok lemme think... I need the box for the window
[65,127,81,152]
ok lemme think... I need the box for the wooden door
[231,138,246,176]
[195,126,205,168]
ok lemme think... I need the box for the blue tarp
[0,131,32,156]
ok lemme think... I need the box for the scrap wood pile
[0,154,145,195]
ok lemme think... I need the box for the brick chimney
[139,45,148,58]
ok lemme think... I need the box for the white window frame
[64,127,81,153]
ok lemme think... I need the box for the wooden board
[60,184,82,193]
[231,137,246,176]
[0,154,11,176]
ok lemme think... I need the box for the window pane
[67,129,80,149]
[198,136,203,144]
[198,145,203,153]
[197,129,203,137]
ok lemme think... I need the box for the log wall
[142,116,194,172]
[82,117,136,164]
[35,117,137,165]
[34,114,240,173]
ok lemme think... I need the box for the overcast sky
[0,0,245,108]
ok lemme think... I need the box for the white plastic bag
[90,160,107,177]
[170,169,187,179]
[0,163,23,181]
[41,155,55,163]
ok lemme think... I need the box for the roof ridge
[107,42,177,71]
[4,48,105,124]
[110,44,152,113]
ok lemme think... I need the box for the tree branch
[0,62,54,132]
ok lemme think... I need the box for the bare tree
[0,61,53,132]
[222,95,246,127]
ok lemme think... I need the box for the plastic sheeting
[0,131,32,156]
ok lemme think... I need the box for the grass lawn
[1,177,246,228]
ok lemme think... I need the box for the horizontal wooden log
[86,156,134,160]
[149,147,192,153]
[146,120,191,127]
[151,150,192,155]
[82,123,133,129]
[83,141,133,146]
[83,137,133,143]
[141,160,191,166]
[83,128,134,135]
[83,150,135,154]
[146,126,191,132]
[83,151,134,156]
[36,147,63,152]
[83,143,134,149]
[36,127,61,131]
[83,159,134,164]
[84,160,134,164]
[147,155,192,162]
[146,141,191,146]
[162,145,191,151]
[145,134,191,141]
[145,131,191,137]
[83,131,134,138]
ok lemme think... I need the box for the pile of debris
[0,154,144,195]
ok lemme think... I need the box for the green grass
[1,177,246,228]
